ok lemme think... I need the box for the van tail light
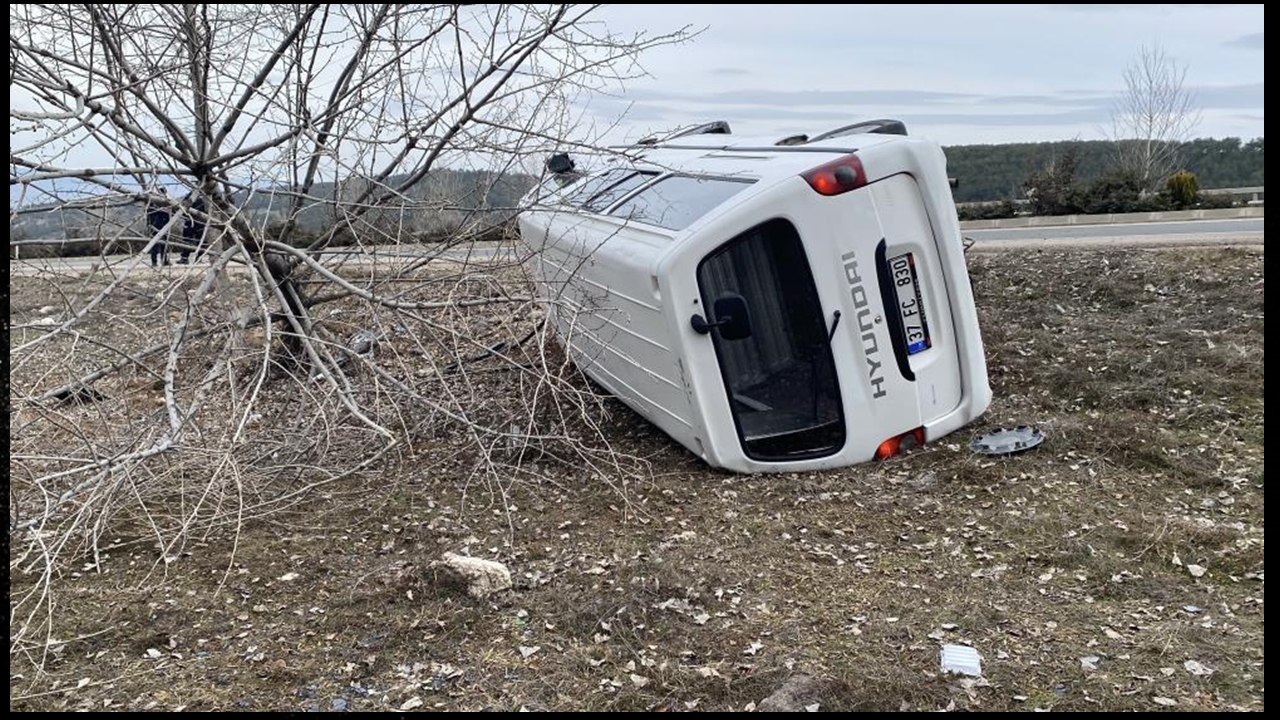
[801,154,867,196]
[874,426,926,460]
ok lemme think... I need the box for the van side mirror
[691,293,752,340]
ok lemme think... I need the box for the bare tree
[8,3,689,669]
[1107,43,1201,190]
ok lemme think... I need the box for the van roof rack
[635,120,732,146]
[810,119,907,142]
[668,120,731,139]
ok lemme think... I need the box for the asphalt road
[963,218,1263,252]
[964,217,1263,242]
[9,217,1265,276]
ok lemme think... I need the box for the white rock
[435,552,512,598]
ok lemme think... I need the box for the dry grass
[8,246,1264,711]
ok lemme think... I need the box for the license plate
[888,252,931,355]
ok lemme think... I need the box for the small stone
[757,675,824,713]
[1183,660,1214,677]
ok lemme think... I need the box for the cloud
[588,3,1262,144]
[726,106,1111,128]
[1191,82,1264,109]
[616,81,1260,115]
[592,101,1113,132]
[902,108,1112,128]
[1049,4,1235,12]
[1224,31,1264,49]
[975,94,1103,107]
[622,87,978,106]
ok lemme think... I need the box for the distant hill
[943,137,1264,203]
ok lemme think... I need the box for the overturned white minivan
[518,119,991,473]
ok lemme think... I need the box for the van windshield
[697,219,844,460]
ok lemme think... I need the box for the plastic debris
[940,644,982,676]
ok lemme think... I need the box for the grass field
[8,246,1264,711]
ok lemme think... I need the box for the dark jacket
[183,196,207,241]
[147,204,170,232]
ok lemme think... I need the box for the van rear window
[608,175,754,231]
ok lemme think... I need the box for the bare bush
[9,3,690,669]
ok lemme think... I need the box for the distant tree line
[945,137,1264,204]
[11,137,1264,252]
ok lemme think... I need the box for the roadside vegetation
[9,246,1264,711]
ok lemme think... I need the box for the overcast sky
[588,3,1264,146]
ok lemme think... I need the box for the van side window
[558,168,630,208]
[608,175,754,231]
[582,171,658,211]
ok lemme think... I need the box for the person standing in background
[147,187,171,267]
[177,193,207,264]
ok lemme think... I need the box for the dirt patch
[8,247,1265,711]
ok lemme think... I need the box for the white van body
[518,121,991,473]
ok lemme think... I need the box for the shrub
[1166,170,1199,209]
[1022,149,1081,216]
[1073,169,1144,214]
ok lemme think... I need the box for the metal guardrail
[1202,186,1264,204]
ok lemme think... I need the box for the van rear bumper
[924,376,992,443]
